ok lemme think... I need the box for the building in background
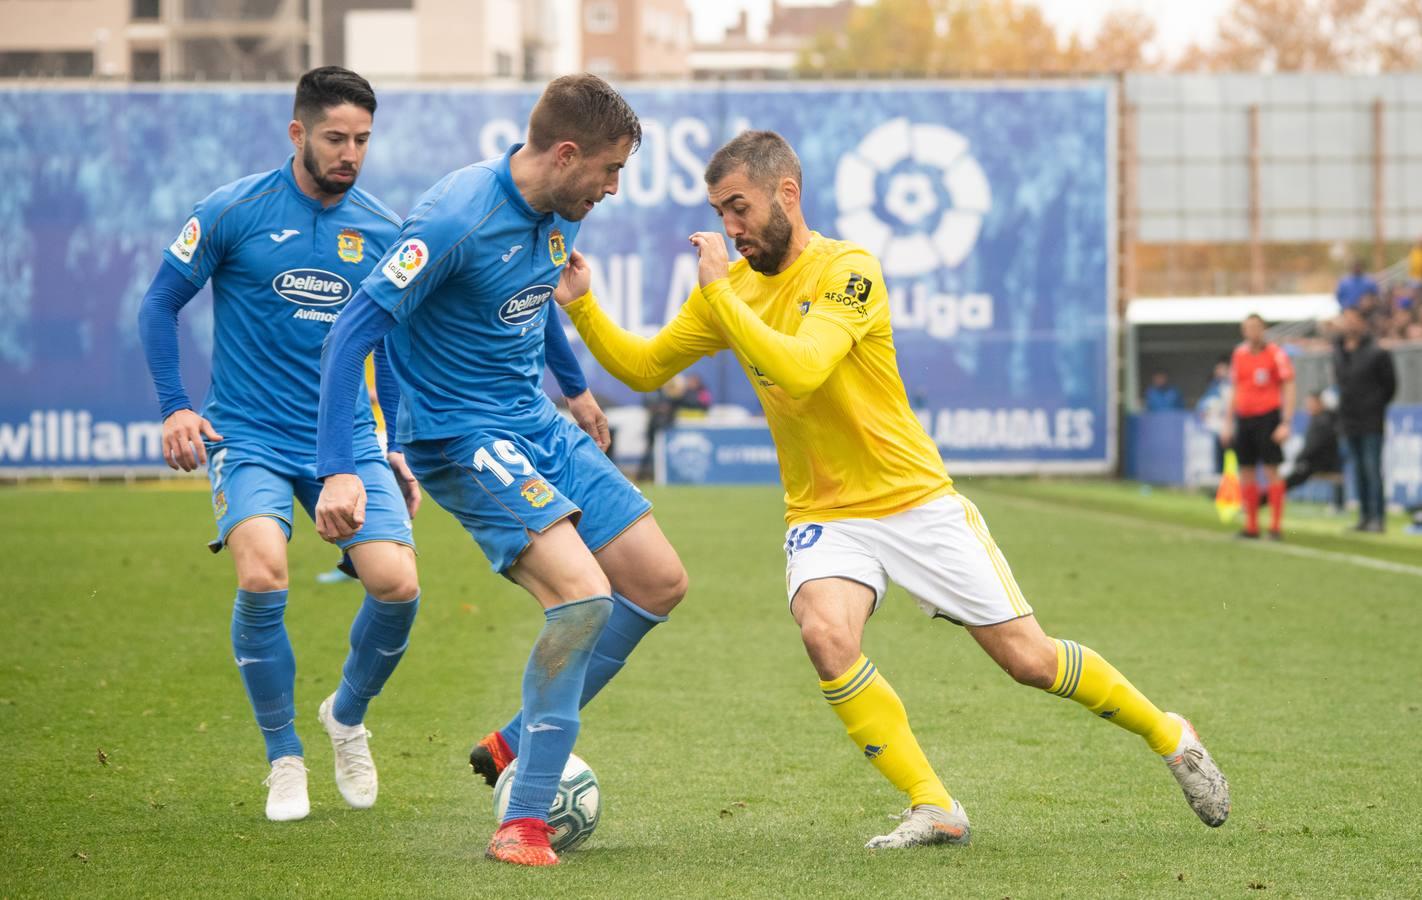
[582,0,691,79]
[0,0,689,81]
[0,0,307,81]
[689,0,851,80]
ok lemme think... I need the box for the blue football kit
[156,157,412,551]
[318,145,650,572]
[316,144,657,831]
[139,155,426,770]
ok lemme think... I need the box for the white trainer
[263,755,310,822]
[865,800,972,849]
[1163,712,1230,827]
[318,693,378,809]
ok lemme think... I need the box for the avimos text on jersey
[272,269,351,307]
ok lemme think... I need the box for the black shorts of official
[1235,409,1283,467]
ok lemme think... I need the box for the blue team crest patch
[548,228,567,266]
[499,284,555,327]
[272,268,351,307]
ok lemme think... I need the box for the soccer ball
[492,753,601,852]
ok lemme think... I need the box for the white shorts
[784,493,1033,627]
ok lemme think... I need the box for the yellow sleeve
[698,252,883,399]
[562,290,725,393]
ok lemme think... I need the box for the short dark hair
[527,74,641,153]
[1245,312,1266,325]
[293,66,376,126]
[705,130,802,190]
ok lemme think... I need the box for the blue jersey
[163,157,399,460]
[359,145,580,444]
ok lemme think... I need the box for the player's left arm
[543,307,609,451]
[1273,346,1297,444]
[316,290,397,541]
[690,233,878,400]
[372,342,420,518]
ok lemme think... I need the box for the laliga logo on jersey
[382,238,428,289]
[272,269,351,306]
[169,216,201,263]
[499,284,555,327]
[834,118,992,278]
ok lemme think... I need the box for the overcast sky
[688,0,1233,60]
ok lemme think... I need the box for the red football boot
[486,818,558,867]
[469,731,516,787]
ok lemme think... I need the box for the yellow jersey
[564,233,953,525]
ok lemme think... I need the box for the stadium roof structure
[1126,295,1340,325]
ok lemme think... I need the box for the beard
[549,180,597,222]
[303,142,357,196]
[742,199,794,275]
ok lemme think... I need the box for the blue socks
[231,589,301,763]
[332,593,421,727]
[498,592,667,752]
[503,595,612,823]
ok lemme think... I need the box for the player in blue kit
[315,74,689,866]
[137,68,425,822]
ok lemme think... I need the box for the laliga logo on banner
[834,118,991,278]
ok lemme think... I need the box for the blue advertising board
[0,82,1114,472]
[1126,406,1422,508]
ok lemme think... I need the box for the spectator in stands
[1408,237,1422,286]
[1334,307,1397,532]
[1406,311,1422,343]
[1384,305,1415,343]
[1335,259,1379,310]
[1195,357,1232,473]
[1357,290,1392,339]
[679,373,713,413]
[638,374,693,481]
[1144,370,1182,411]
[1285,391,1344,513]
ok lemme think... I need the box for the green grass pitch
[2,479,1420,898]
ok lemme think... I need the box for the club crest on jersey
[213,490,227,518]
[170,216,201,263]
[499,284,554,327]
[337,228,364,264]
[272,268,351,307]
[548,228,567,266]
[383,238,428,289]
[520,478,554,508]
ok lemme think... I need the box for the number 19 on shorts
[471,440,534,487]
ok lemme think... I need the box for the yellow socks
[1048,639,1183,755]
[820,655,953,809]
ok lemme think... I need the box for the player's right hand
[162,409,223,471]
[554,250,592,306]
[1219,424,1234,447]
[315,473,366,543]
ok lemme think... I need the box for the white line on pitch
[974,488,1422,580]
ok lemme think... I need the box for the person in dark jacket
[1284,392,1344,512]
[1334,307,1397,532]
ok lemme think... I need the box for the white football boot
[263,755,310,822]
[865,800,972,849]
[318,693,378,809]
[1163,712,1230,827]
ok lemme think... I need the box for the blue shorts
[404,415,651,573]
[205,441,414,553]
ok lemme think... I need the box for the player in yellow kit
[555,131,1230,848]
